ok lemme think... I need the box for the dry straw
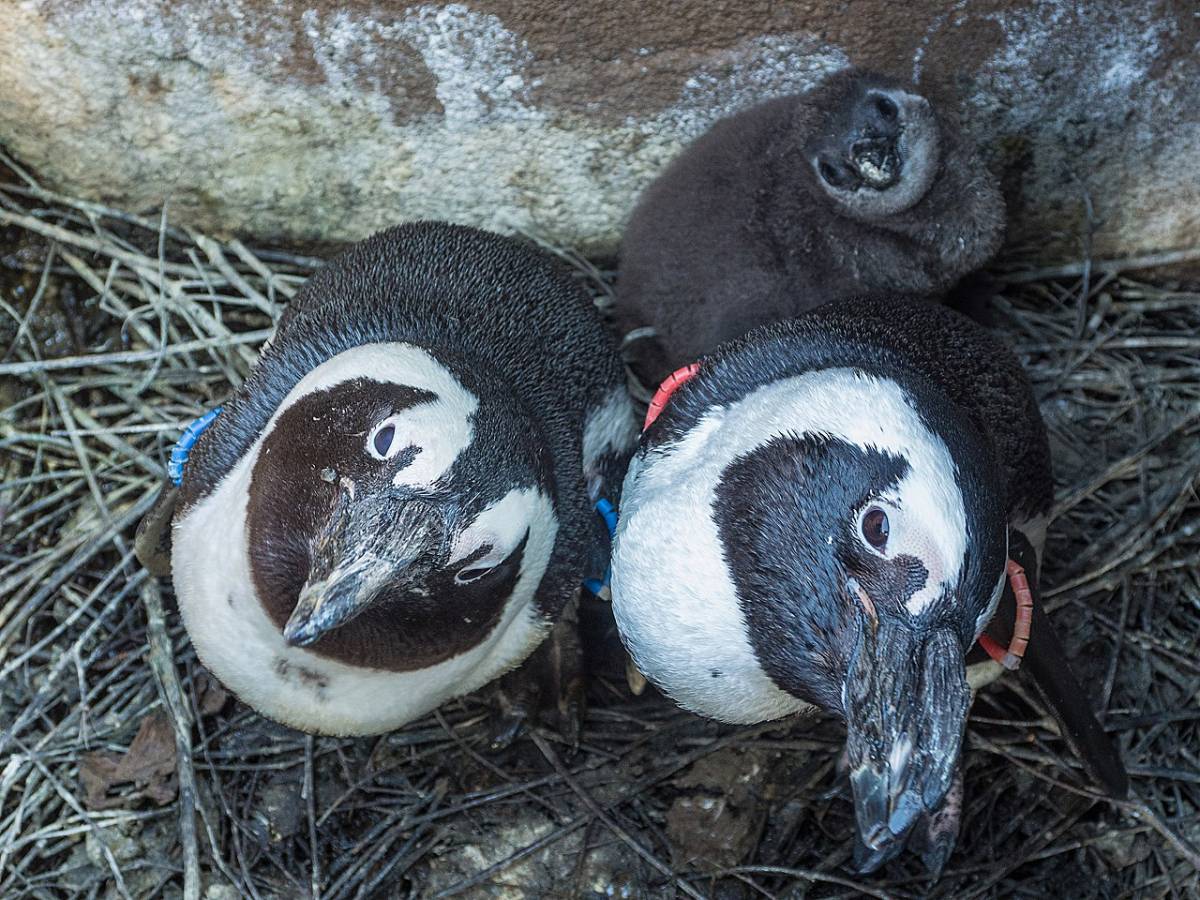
[1,152,1197,898]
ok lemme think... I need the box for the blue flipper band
[583,496,619,596]
[168,407,223,486]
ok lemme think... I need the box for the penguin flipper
[134,480,178,578]
[984,535,1129,799]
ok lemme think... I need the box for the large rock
[2,0,1196,260]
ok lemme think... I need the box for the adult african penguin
[616,69,1005,383]
[610,295,1127,872]
[141,223,638,736]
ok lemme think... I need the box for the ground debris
[1,156,1197,898]
[80,713,178,810]
[666,748,774,871]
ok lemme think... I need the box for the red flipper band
[643,363,701,432]
[978,559,1034,671]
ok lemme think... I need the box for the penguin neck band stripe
[643,363,701,431]
[978,559,1034,671]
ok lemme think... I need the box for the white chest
[172,447,552,735]
[610,440,809,725]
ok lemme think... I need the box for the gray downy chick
[616,69,1004,383]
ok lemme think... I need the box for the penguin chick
[616,69,1005,382]
[610,296,1126,870]
[164,223,637,736]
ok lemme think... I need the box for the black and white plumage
[610,296,1125,870]
[616,69,1005,383]
[159,223,637,736]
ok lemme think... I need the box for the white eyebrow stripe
[263,342,478,487]
[448,487,553,565]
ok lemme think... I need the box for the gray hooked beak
[842,591,970,867]
[284,552,395,647]
[283,478,441,647]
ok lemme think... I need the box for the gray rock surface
[2,0,1196,260]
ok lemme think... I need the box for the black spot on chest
[274,657,331,702]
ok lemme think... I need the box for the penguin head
[707,373,1007,857]
[804,72,941,220]
[237,356,555,674]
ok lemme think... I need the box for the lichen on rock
[1,0,1196,261]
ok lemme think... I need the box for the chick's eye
[861,508,889,550]
[874,95,898,120]
[371,424,396,457]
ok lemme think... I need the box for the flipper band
[168,407,223,487]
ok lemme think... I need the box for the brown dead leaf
[80,712,178,809]
[196,671,229,717]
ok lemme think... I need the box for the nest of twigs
[1,152,1198,900]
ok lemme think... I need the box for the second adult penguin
[616,69,1004,382]
[610,296,1126,871]
[148,223,638,736]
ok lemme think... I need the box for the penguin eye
[368,421,398,459]
[861,507,890,551]
[874,95,898,120]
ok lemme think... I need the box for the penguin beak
[842,596,970,868]
[283,481,441,647]
[850,138,901,190]
[284,553,394,647]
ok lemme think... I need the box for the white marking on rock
[661,35,848,137]
[611,369,969,724]
[392,4,539,125]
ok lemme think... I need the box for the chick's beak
[842,595,970,867]
[283,480,440,647]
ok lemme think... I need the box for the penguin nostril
[874,95,898,121]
